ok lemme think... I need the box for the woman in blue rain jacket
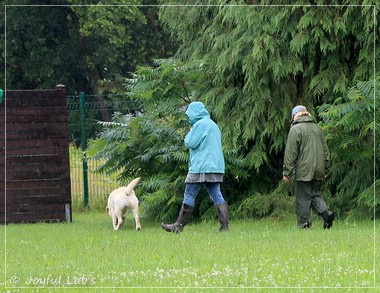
[161,102,229,233]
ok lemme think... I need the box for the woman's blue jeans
[183,182,226,207]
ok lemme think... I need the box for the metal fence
[67,92,140,210]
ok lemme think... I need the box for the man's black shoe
[323,210,335,229]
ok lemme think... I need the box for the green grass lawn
[2,212,379,292]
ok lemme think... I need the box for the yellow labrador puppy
[106,177,141,231]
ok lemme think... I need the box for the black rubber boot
[161,204,193,234]
[215,202,229,232]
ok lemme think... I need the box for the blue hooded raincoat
[184,102,225,174]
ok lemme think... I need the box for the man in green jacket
[283,105,334,229]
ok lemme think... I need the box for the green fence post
[79,92,89,208]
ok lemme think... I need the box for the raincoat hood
[185,102,210,125]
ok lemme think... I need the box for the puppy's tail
[125,177,141,195]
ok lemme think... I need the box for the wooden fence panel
[0,88,72,224]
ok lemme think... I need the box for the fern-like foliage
[89,58,248,221]
[159,2,379,203]
[235,181,294,220]
[90,2,379,220]
[318,79,379,219]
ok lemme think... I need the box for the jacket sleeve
[321,132,330,175]
[184,123,207,149]
[283,127,300,178]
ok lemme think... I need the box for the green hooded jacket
[283,115,330,181]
